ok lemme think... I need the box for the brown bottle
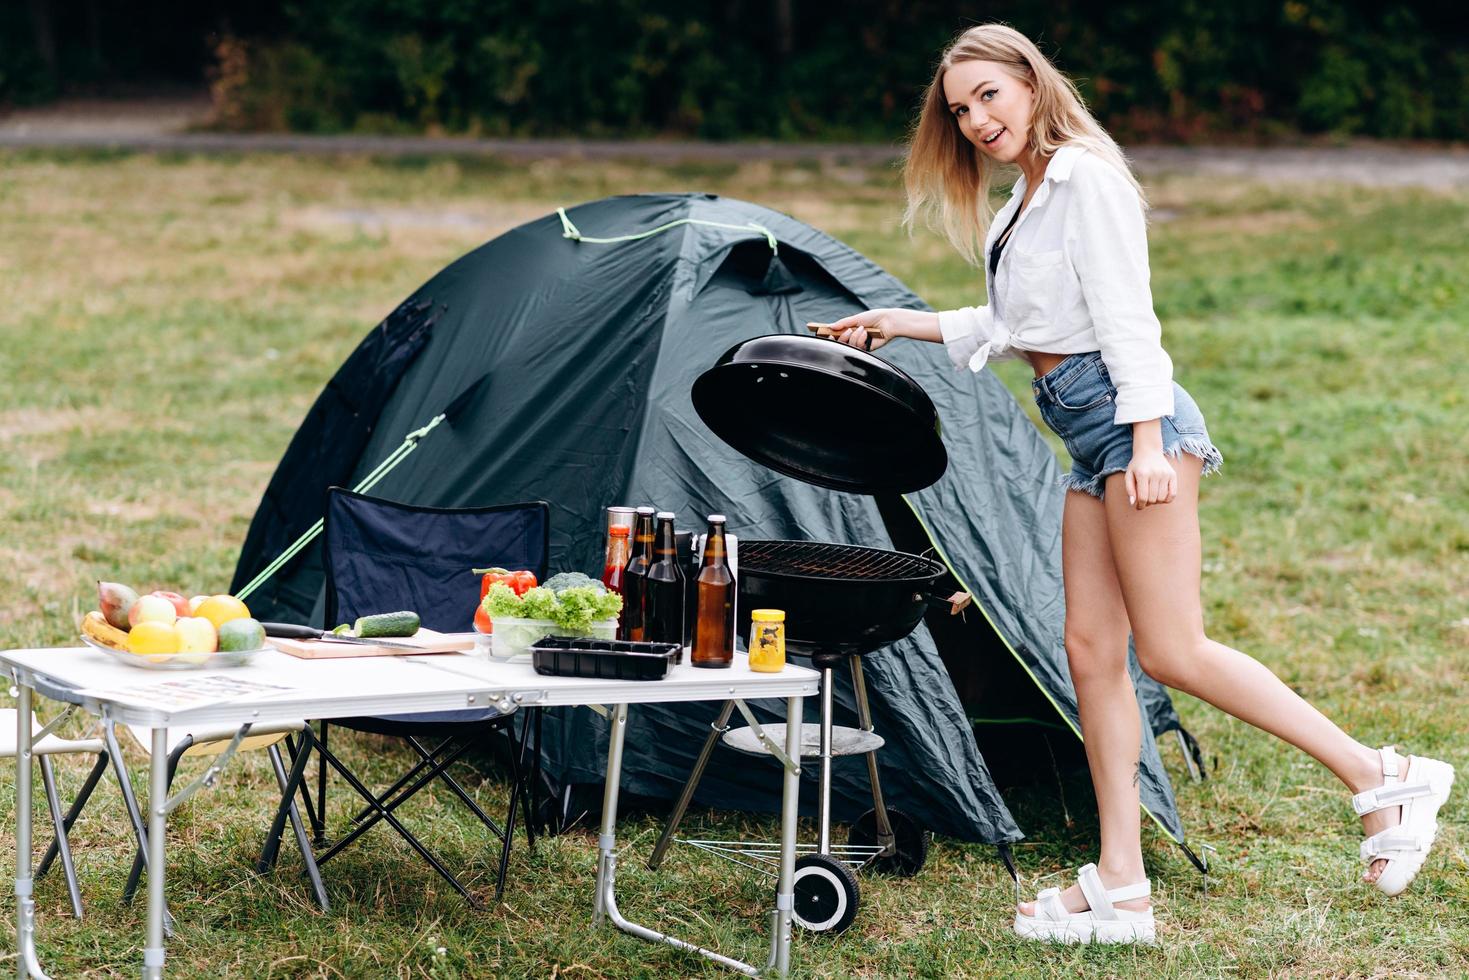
[691,515,735,668]
[622,507,656,642]
[644,511,686,660]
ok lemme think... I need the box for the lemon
[195,594,251,630]
[127,621,181,662]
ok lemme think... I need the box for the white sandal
[1355,745,1455,896]
[1013,863,1155,944]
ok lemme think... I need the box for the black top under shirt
[988,204,1023,277]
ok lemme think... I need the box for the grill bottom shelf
[721,722,884,757]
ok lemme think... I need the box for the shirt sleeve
[1068,159,1174,424]
[936,305,995,371]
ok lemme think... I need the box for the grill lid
[691,334,948,494]
[738,539,945,583]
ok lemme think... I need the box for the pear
[98,581,140,631]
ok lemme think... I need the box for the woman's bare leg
[1102,456,1391,880]
[1019,489,1150,914]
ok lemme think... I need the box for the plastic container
[484,616,618,661]
[530,637,681,681]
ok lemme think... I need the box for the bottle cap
[656,511,675,520]
[751,609,785,622]
[636,506,656,515]
[707,514,727,523]
[609,525,630,536]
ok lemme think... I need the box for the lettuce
[480,579,623,631]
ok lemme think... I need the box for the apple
[150,591,192,619]
[188,595,209,615]
[175,617,217,662]
[128,594,178,627]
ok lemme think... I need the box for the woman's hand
[1124,449,1177,510]
[808,308,940,352]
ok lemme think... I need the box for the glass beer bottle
[622,507,656,642]
[691,515,735,668]
[644,511,686,661]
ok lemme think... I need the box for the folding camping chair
[309,488,549,904]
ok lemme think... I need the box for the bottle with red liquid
[622,506,656,642]
[602,524,630,637]
[644,511,687,661]
[691,515,735,668]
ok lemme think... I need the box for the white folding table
[3,646,819,978]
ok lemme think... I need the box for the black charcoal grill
[648,334,969,935]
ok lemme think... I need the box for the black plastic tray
[530,637,681,681]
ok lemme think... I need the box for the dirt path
[4,96,1467,189]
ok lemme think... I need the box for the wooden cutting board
[271,628,479,659]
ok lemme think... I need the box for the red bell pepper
[472,567,538,632]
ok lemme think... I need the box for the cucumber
[352,610,421,638]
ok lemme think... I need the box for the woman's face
[942,59,1035,164]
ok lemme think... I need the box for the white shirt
[937,144,1175,424]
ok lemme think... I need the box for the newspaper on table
[77,674,294,712]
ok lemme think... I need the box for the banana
[83,609,129,650]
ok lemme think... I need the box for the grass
[1,148,1466,977]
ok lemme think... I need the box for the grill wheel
[792,853,861,933]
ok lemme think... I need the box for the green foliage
[4,2,1467,140]
[186,0,1469,141]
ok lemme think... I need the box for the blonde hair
[903,23,1145,266]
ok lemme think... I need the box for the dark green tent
[233,193,1201,862]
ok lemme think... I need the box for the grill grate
[739,540,943,582]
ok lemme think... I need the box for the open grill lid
[691,334,948,494]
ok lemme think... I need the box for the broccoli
[542,571,606,594]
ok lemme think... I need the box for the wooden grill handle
[807,322,886,340]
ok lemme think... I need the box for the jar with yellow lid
[748,609,785,672]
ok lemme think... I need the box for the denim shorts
[1031,351,1223,499]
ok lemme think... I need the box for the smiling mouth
[982,127,1006,145]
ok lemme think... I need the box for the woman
[818,23,1453,945]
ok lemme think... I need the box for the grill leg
[818,666,834,854]
[648,700,734,870]
[850,657,894,850]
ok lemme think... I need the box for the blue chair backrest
[322,488,550,633]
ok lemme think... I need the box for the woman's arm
[810,308,941,352]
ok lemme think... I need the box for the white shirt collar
[1008,143,1088,198]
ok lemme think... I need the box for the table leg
[774,695,801,977]
[15,683,51,980]
[594,697,803,978]
[143,728,168,980]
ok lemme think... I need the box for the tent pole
[235,413,446,603]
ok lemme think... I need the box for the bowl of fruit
[80,581,270,669]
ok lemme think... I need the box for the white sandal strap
[1076,864,1115,920]
[1106,880,1151,903]
[1035,886,1068,921]
[1352,780,1434,815]
[1361,828,1431,862]
[1380,745,1402,779]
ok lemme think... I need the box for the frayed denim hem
[1165,436,1225,478]
[1060,467,1127,499]
[1060,439,1224,499]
